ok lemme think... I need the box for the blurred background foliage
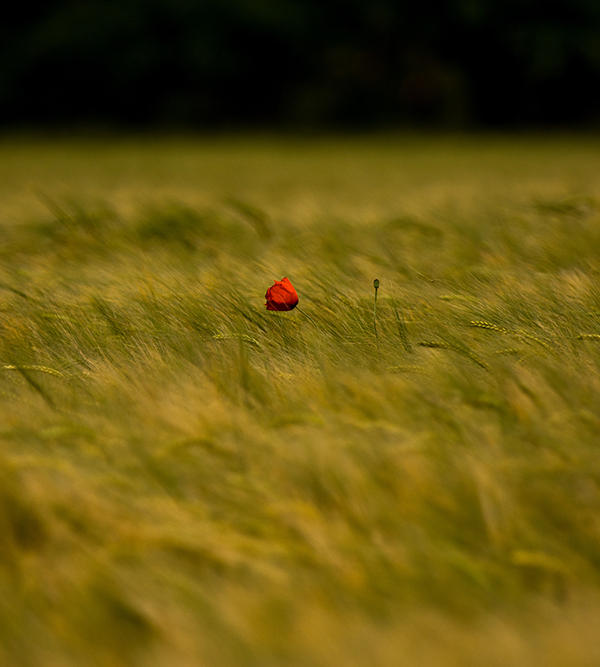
[2,0,600,130]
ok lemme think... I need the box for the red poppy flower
[265,277,299,311]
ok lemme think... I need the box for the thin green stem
[373,279,380,357]
[296,306,319,329]
[390,295,412,353]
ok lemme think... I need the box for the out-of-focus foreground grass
[1,134,600,666]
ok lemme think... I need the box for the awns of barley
[417,340,489,370]
[469,320,511,334]
[469,320,553,350]
[212,333,261,347]
[1,364,64,377]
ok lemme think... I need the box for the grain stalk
[0,364,64,377]
[390,295,412,352]
[469,320,553,350]
[373,279,380,357]
[418,340,489,370]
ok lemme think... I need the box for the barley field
[1,133,600,666]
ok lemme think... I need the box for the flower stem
[296,306,319,328]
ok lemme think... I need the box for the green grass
[1,133,600,666]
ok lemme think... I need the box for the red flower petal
[265,277,299,311]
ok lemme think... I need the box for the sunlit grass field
[1,133,600,666]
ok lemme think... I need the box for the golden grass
[0,133,599,665]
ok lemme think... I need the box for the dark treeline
[2,0,600,130]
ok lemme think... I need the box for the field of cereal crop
[1,133,600,666]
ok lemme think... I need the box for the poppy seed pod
[265,277,299,311]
